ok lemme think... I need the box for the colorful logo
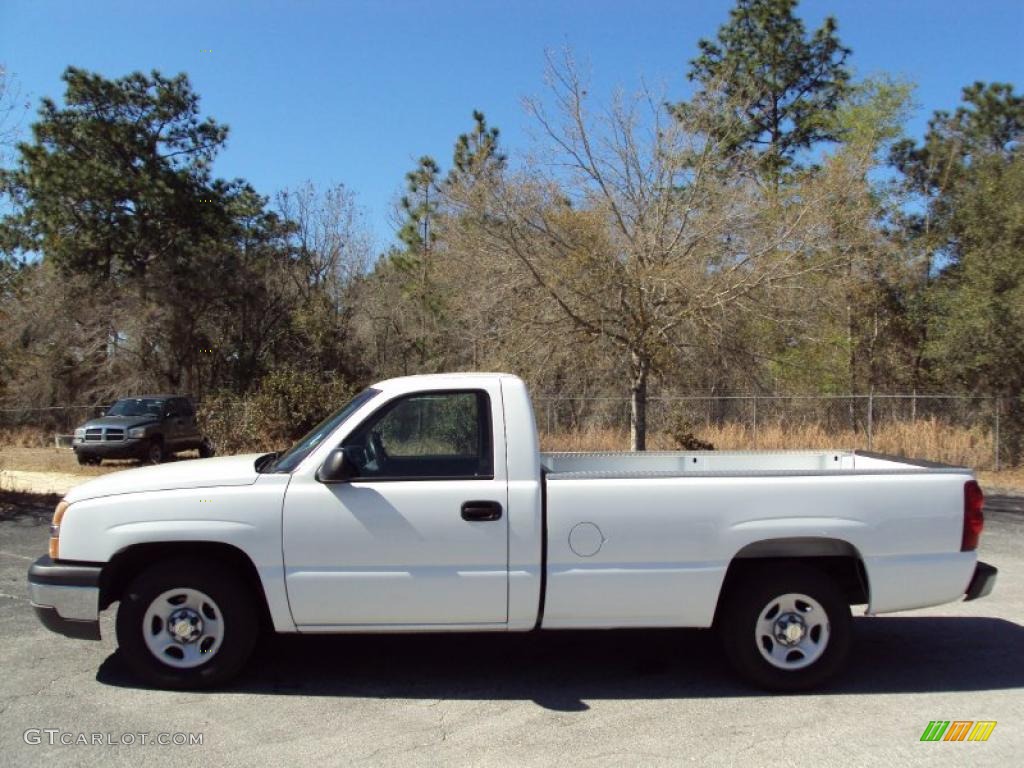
[920,721,996,742]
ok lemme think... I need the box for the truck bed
[537,448,976,630]
[540,449,966,478]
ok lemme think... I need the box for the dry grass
[0,426,54,449]
[977,467,1024,494]
[0,446,153,476]
[541,420,1024,492]
[541,417,996,468]
[2,422,1020,495]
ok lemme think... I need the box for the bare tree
[276,181,372,305]
[275,181,373,378]
[0,65,30,166]
[446,50,867,449]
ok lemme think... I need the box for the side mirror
[316,447,356,484]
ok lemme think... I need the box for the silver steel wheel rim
[142,588,224,669]
[754,592,830,671]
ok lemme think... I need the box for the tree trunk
[630,351,649,452]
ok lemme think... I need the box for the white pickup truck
[28,372,996,690]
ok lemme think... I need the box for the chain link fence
[533,394,1008,470]
[0,393,1013,470]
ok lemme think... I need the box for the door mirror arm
[316,447,357,484]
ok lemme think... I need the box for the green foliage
[829,75,914,155]
[450,110,506,188]
[891,82,1024,193]
[680,0,851,183]
[200,368,356,455]
[925,152,1024,458]
[397,155,441,256]
[886,80,1024,459]
[0,41,1021,466]
[0,67,228,278]
[0,68,366,406]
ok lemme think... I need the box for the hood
[64,453,266,503]
[79,415,158,430]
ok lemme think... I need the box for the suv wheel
[115,558,258,689]
[717,563,852,691]
[146,438,164,465]
[76,452,99,466]
[198,438,215,459]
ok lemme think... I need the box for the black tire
[198,437,215,459]
[717,562,852,692]
[115,557,259,689]
[76,452,92,466]
[145,438,164,465]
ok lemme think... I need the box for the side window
[342,391,493,480]
[178,399,195,418]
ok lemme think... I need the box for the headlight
[128,427,147,438]
[49,501,69,559]
[73,428,86,439]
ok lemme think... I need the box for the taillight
[962,480,984,551]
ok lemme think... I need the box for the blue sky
[2,0,1022,251]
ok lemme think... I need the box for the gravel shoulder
[0,469,88,496]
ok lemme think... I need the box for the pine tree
[679,0,851,186]
[449,110,506,188]
[397,155,441,257]
[892,82,1024,462]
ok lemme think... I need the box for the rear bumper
[964,561,997,601]
[27,556,102,641]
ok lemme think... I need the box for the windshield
[107,398,166,418]
[269,388,380,473]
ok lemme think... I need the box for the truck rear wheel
[717,563,851,691]
[115,558,258,689]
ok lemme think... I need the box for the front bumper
[964,561,998,601]
[73,438,148,459]
[27,556,102,641]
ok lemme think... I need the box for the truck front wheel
[198,437,215,459]
[717,563,851,691]
[145,438,164,465]
[115,558,258,689]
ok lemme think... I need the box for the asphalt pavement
[1,492,1022,767]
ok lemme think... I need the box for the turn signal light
[49,501,68,560]
[962,481,984,552]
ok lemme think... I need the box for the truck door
[160,399,183,449]
[175,397,201,448]
[282,387,509,627]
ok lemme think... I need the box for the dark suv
[72,395,214,466]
